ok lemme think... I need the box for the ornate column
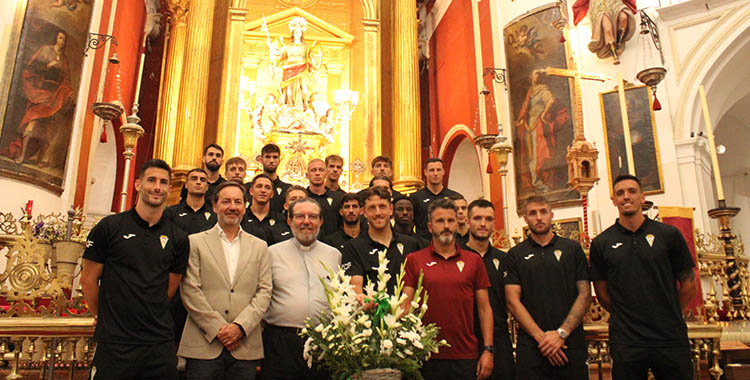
[153,0,189,167]
[358,0,382,176]
[216,1,248,158]
[172,0,215,171]
[392,0,423,192]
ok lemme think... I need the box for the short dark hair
[186,168,207,178]
[212,181,247,204]
[427,198,456,221]
[225,156,246,168]
[203,143,224,155]
[261,143,281,155]
[524,195,551,214]
[467,199,495,217]
[288,198,321,218]
[251,173,273,187]
[369,175,393,188]
[325,154,344,166]
[393,195,413,207]
[613,174,642,191]
[426,157,443,166]
[139,159,171,179]
[361,187,391,205]
[341,192,362,206]
[448,193,466,202]
[284,185,307,201]
[371,156,392,168]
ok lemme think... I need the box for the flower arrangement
[301,251,447,380]
[28,208,89,245]
[32,218,67,244]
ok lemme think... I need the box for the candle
[698,85,725,201]
[25,200,33,217]
[617,73,636,176]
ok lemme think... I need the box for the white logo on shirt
[503,271,508,278]
[86,240,93,248]
[611,242,623,249]
[524,253,534,260]
[204,212,211,220]
[178,213,187,217]
[423,199,430,203]
[123,234,136,240]
[277,188,282,195]
[281,231,290,236]
[247,219,254,223]
[368,248,379,255]
[426,261,437,267]
[646,234,655,247]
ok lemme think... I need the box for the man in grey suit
[179,181,273,380]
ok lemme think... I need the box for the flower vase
[54,240,84,287]
[350,369,403,380]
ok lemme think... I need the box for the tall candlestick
[617,73,636,175]
[698,85,725,201]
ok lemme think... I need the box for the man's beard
[529,223,551,235]
[433,229,455,245]
[344,218,359,226]
[292,225,319,246]
[621,208,638,217]
[206,161,220,172]
[140,192,165,208]
[264,165,277,174]
[469,230,490,242]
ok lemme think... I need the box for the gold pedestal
[707,200,745,319]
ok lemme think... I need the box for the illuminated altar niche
[240,7,360,188]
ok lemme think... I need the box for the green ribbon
[371,294,391,328]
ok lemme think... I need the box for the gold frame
[599,84,665,197]
[0,1,29,127]
[522,217,583,244]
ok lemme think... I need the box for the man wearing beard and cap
[505,195,590,380]
[261,198,340,380]
[402,198,495,380]
[180,144,226,202]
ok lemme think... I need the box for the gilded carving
[167,0,189,24]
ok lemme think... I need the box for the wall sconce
[483,68,507,91]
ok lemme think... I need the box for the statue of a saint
[267,16,323,110]
[572,0,637,64]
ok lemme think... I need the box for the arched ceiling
[716,92,750,177]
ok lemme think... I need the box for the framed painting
[0,0,95,194]
[504,3,579,214]
[599,85,664,195]
[523,217,583,244]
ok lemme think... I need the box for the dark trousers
[515,343,587,380]
[186,348,259,380]
[170,289,188,345]
[483,334,515,380]
[420,359,478,380]
[90,341,177,380]
[260,324,329,380]
[610,344,693,380]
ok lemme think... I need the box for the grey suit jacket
[178,225,272,360]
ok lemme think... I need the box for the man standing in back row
[590,174,697,380]
[260,144,291,214]
[410,158,461,240]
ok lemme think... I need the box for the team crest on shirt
[493,258,500,270]
[277,187,282,195]
[160,235,169,249]
[178,212,187,217]
[646,234,655,247]
[204,212,211,220]
[397,243,404,254]
[327,197,333,205]
[270,219,276,226]
[554,249,562,261]
[456,260,465,272]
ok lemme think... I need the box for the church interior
[0,0,749,378]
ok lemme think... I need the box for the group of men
[80,141,698,380]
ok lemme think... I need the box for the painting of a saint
[600,85,664,195]
[0,1,94,193]
[504,4,579,212]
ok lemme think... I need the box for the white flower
[396,338,406,345]
[362,328,372,337]
[413,340,424,349]
[314,324,324,333]
[382,339,393,350]
[364,320,372,328]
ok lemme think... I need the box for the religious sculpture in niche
[572,0,637,64]
[0,1,94,194]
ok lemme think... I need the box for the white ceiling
[716,92,750,177]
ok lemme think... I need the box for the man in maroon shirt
[403,198,495,380]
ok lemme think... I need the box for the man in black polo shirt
[268,185,307,245]
[460,199,513,380]
[81,159,189,380]
[260,143,291,214]
[505,195,590,380]
[180,144,226,202]
[164,168,217,235]
[305,158,342,238]
[590,174,697,380]
[392,196,430,249]
[451,194,470,245]
[324,154,346,196]
[343,187,420,293]
[241,174,283,243]
[323,192,363,251]
[225,156,248,185]
[410,158,461,240]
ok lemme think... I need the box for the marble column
[153,0,189,167]
[392,0,424,192]
[216,1,248,158]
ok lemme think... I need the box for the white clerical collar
[293,238,318,252]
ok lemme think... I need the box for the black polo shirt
[460,242,510,338]
[83,209,189,344]
[179,175,226,203]
[268,220,293,245]
[323,227,364,252]
[456,231,469,246]
[394,226,431,249]
[306,188,343,238]
[409,186,461,239]
[240,208,283,244]
[163,201,216,235]
[505,234,589,349]
[326,187,347,197]
[590,217,694,347]
[342,230,421,292]
[270,177,291,215]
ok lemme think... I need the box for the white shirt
[218,228,241,284]
[264,238,341,328]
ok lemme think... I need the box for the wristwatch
[556,328,569,339]
[482,345,495,354]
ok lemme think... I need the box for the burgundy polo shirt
[404,244,491,359]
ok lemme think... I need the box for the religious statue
[572,0,637,64]
[515,70,570,193]
[3,30,73,167]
